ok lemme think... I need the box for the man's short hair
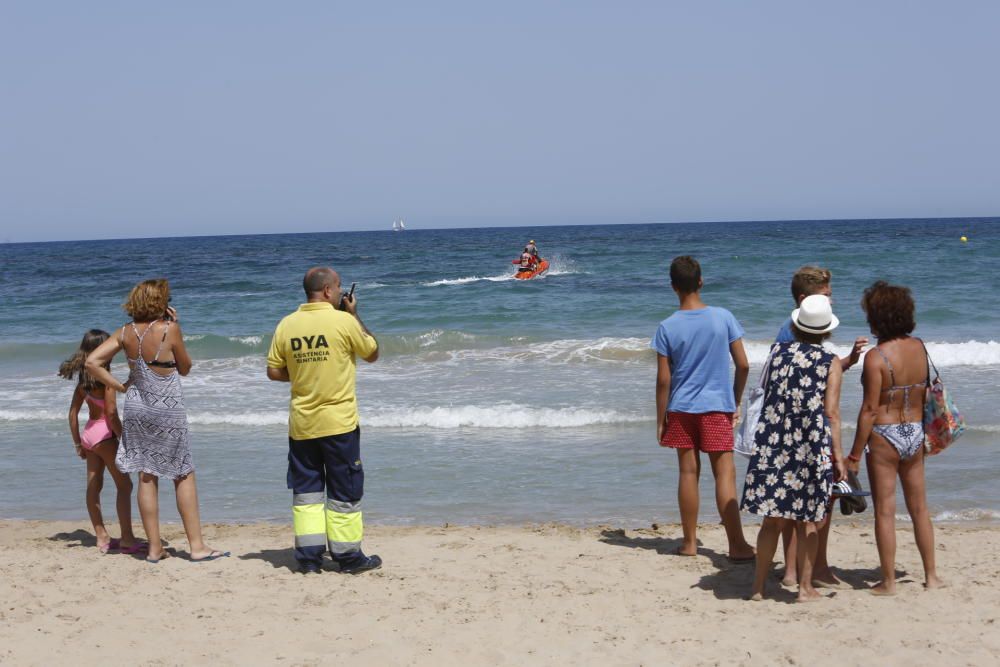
[790,266,831,302]
[303,267,337,297]
[670,256,701,294]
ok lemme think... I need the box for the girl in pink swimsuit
[60,330,145,554]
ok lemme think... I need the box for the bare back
[120,320,178,377]
[868,336,928,424]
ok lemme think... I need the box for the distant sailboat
[392,218,406,232]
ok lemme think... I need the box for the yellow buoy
[960,236,968,242]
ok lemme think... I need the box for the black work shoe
[339,554,382,575]
[298,563,322,575]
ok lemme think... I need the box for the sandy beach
[1,520,997,666]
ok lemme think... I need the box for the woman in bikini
[60,330,144,554]
[847,281,942,594]
[85,279,227,563]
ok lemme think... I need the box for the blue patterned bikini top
[873,344,926,421]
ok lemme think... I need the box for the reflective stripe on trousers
[326,498,362,554]
[293,491,326,548]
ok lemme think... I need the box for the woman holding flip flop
[740,294,847,602]
[86,279,227,564]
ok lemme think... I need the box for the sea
[1,218,998,526]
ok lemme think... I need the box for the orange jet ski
[511,257,549,280]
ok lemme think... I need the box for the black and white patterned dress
[740,342,836,522]
[116,323,194,479]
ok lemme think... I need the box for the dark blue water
[1,218,997,524]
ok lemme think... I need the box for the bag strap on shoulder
[918,338,939,386]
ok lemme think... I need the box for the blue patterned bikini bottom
[872,422,924,460]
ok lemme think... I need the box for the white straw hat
[791,294,839,335]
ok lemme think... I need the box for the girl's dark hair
[58,329,111,392]
[861,281,916,341]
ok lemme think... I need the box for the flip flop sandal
[191,551,231,563]
[119,541,150,555]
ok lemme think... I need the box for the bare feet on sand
[869,581,897,596]
[924,575,947,590]
[796,587,823,603]
[728,546,755,562]
[812,574,849,589]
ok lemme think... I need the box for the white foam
[743,339,1000,367]
[187,411,288,426]
[422,271,515,286]
[896,509,1000,523]
[228,335,264,346]
[364,405,645,429]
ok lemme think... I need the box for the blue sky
[2,2,999,241]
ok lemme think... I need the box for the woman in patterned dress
[741,295,846,601]
[86,279,226,563]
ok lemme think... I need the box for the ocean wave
[364,405,645,429]
[896,509,1000,523]
[0,405,646,428]
[743,339,1000,367]
[4,334,999,368]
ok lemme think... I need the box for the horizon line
[2,214,996,246]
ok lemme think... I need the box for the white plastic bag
[734,350,774,458]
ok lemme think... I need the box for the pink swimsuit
[80,394,114,450]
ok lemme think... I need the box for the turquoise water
[1,218,997,524]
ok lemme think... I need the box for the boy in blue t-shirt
[651,256,755,561]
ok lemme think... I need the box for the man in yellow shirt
[267,267,381,574]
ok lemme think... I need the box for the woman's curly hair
[123,278,170,321]
[862,280,915,340]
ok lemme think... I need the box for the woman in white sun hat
[741,294,847,602]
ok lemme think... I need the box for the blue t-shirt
[775,317,795,343]
[650,306,745,414]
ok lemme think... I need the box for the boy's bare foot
[796,587,823,603]
[781,575,798,587]
[869,581,896,596]
[728,546,756,562]
[749,592,765,602]
[146,550,170,563]
[812,574,848,589]
[924,575,946,590]
[673,545,698,557]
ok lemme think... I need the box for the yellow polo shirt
[267,302,378,440]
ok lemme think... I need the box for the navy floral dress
[741,342,837,522]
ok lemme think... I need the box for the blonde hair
[790,266,831,302]
[123,278,170,321]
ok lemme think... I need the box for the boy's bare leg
[676,448,701,556]
[750,517,784,600]
[795,521,822,602]
[811,513,843,586]
[708,451,755,559]
[780,523,797,585]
